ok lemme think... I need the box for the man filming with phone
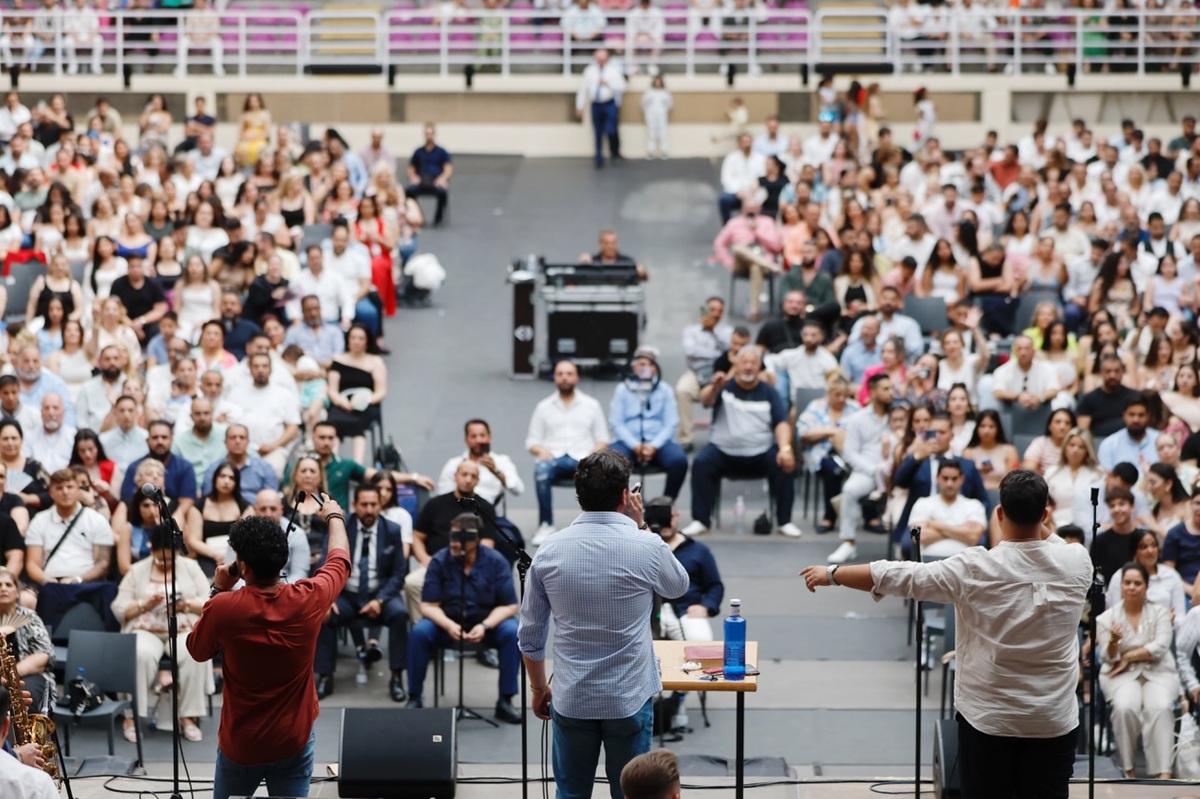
[188,492,351,799]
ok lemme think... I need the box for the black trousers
[956,714,1077,799]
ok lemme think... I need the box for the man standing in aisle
[801,470,1092,799]
[828,373,893,565]
[575,48,625,168]
[519,450,689,799]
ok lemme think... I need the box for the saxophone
[1,630,59,781]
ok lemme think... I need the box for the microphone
[141,483,188,555]
[1090,486,1100,505]
[141,483,165,502]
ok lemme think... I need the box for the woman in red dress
[353,196,399,317]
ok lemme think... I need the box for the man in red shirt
[188,495,350,799]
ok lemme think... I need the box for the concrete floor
[52,155,1200,797]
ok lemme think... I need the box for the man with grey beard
[25,393,75,472]
[15,345,75,427]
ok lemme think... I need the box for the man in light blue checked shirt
[519,449,690,799]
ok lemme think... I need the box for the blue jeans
[213,727,316,799]
[608,441,689,500]
[718,192,742,224]
[690,443,795,528]
[407,617,520,700]
[354,297,380,336]
[534,455,579,526]
[551,699,653,799]
[590,100,619,165]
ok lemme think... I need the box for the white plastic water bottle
[733,495,746,534]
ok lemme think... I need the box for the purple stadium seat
[538,28,563,50]
[694,30,719,49]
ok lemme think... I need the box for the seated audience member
[405,123,452,228]
[283,295,344,370]
[826,373,893,564]
[435,418,524,508]
[25,393,75,473]
[1096,562,1179,781]
[185,461,254,578]
[712,198,782,321]
[989,335,1060,410]
[112,458,182,575]
[1096,396,1159,474]
[907,458,988,558]
[1163,492,1200,601]
[325,324,386,466]
[15,345,76,427]
[1022,408,1076,475]
[961,410,1020,492]
[0,420,50,512]
[757,289,841,355]
[99,395,150,474]
[648,496,723,731]
[305,421,432,510]
[1044,428,1103,528]
[0,373,41,433]
[23,468,115,627]
[893,414,988,540]
[0,567,54,711]
[216,290,261,361]
[1077,355,1141,442]
[72,429,119,512]
[0,489,23,575]
[798,372,860,534]
[76,345,127,432]
[839,315,882,389]
[526,360,609,545]
[1071,461,1150,537]
[675,298,732,449]
[227,353,299,479]
[766,320,839,395]
[1091,487,1150,583]
[172,398,228,489]
[621,750,681,799]
[683,348,800,539]
[315,485,408,703]
[405,512,520,725]
[228,489,311,582]
[608,350,688,501]
[203,425,277,505]
[404,460,498,622]
[111,523,210,743]
[370,473,413,560]
[119,420,198,518]
[845,287,924,363]
[1104,529,1185,631]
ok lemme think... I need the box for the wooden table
[654,640,758,799]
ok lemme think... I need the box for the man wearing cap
[712,198,782,321]
[608,348,689,501]
[405,512,521,724]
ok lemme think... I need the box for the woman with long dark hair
[1021,408,1076,475]
[70,428,119,510]
[967,244,1016,337]
[326,324,387,465]
[1088,252,1139,334]
[184,460,254,577]
[963,409,1019,491]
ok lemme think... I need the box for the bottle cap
[730,598,741,607]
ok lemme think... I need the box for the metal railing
[4,7,1196,78]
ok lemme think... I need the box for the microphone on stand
[285,490,308,540]
[142,483,188,555]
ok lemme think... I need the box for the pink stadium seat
[538,29,563,50]
[694,30,719,49]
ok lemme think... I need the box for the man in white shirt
[801,469,1091,799]
[1148,172,1188,227]
[907,458,987,558]
[1043,203,1090,265]
[718,132,764,223]
[63,0,101,74]
[829,373,894,564]
[562,0,607,43]
[1064,238,1106,332]
[291,245,357,328]
[886,214,936,274]
[322,222,382,343]
[574,48,625,169]
[75,345,126,432]
[0,685,58,799]
[0,92,30,146]
[752,115,786,159]
[801,119,838,170]
[627,0,664,73]
[228,354,300,479]
[990,336,1061,410]
[24,468,114,625]
[436,418,525,508]
[765,320,838,392]
[675,297,733,448]
[99,396,149,473]
[24,393,74,473]
[526,360,609,543]
[921,184,965,241]
[177,0,224,77]
[187,132,228,182]
[224,333,298,399]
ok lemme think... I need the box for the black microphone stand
[1088,487,1104,799]
[910,524,922,799]
[453,538,497,729]
[629,374,658,488]
[459,495,532,799]
[147,489,187,799]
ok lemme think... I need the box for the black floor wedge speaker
[339,708,457,798]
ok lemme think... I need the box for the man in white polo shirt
[907,458,988,559]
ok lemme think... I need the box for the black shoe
[360,643,383,666]
[389,673,408,703]
[494,698,522,725]
[406,695,424,709]
[316,673,334,700]
[476,648,500,669]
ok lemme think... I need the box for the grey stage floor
[58,156,1187,797]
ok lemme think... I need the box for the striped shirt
[518,512,690,720]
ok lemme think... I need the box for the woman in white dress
[184,200,228,263]
[1043,428,1103,528]
[46,320,93,402]
[61,214,92,273]
[172,254,220,341]
[86,236,128,307]
[87,297,142,370]
[945,383,976,456]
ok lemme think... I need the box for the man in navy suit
[892,413,988,554]
[315,484,409,702]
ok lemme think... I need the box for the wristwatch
[827,564,840,586]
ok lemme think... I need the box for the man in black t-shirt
[0,512,21,573]
[109,255,167,342]
[1089,486,1144,583]
[1076,354,1139,442]
[755,289,841,353]
[403,460,497,621]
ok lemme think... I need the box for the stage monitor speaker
[547,310,638,363]
[932,718,961,799]
[339,708,457,799]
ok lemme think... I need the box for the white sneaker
[671,710,689,730]
[828,541,858,564]
[681,520,709,537]
[778,522,802,539]
[531,523,555,546]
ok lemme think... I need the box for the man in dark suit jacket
[892,414,988,553]
[315,484,409,702]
